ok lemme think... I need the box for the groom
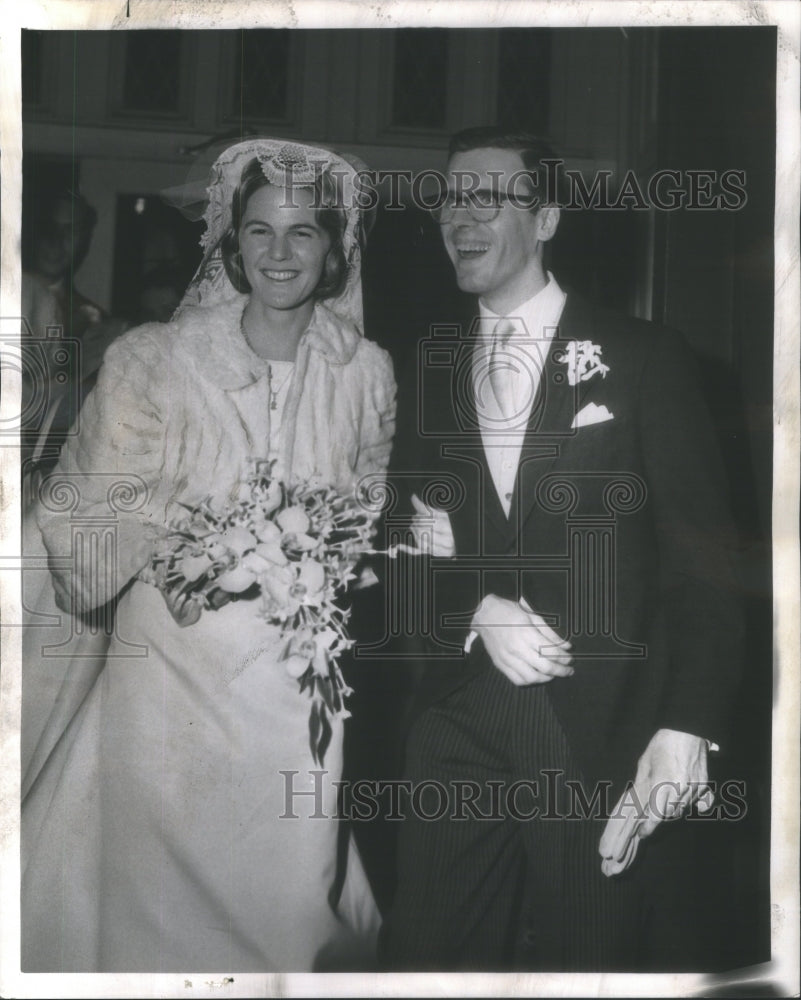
[380,127,744,970]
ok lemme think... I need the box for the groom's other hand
[598,728,713,876]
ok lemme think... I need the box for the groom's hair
[448,126,564,208]
[221,157,348,300]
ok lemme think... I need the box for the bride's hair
[221,157,348,300]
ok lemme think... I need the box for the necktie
[489,318,517,418]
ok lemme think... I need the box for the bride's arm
[354,342,397,481]
[36,326,170,614]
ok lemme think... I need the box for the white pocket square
[571,402,614,429]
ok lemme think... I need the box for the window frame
[107,30,196,126]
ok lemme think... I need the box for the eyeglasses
[430,190,537,225]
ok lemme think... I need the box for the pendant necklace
[241,313,294,410]
[267,362,294,410]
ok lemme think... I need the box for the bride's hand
[162,587,204,627]
[410,493,456,558]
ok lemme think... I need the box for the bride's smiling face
[238,184,331,313]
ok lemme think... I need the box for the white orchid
[558,340,610,386]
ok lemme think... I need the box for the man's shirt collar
[478,271,566,343]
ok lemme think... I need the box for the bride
[22,138,396,972]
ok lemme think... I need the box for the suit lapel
[423,306,507,542]
[507,295,596,537]
[452,331,510,538]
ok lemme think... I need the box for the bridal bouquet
[145,460,376,764]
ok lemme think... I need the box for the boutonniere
[558,340,610,386]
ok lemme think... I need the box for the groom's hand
[598,728,713,876]
[471,594,574,686]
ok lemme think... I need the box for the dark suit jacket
[387,291,744,794]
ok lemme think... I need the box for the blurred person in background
[22,186,128,471]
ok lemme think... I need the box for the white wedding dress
[21,298,393,972]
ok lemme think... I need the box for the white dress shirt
[475,272,567,517]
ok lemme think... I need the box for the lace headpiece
[175,138,370,331]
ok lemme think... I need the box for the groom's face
[441,147,554,313]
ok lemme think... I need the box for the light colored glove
[598,728,713,876]
[471,593,574,686]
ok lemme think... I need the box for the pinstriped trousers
[381,666,642,971]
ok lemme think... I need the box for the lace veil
[171,138,371,331]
